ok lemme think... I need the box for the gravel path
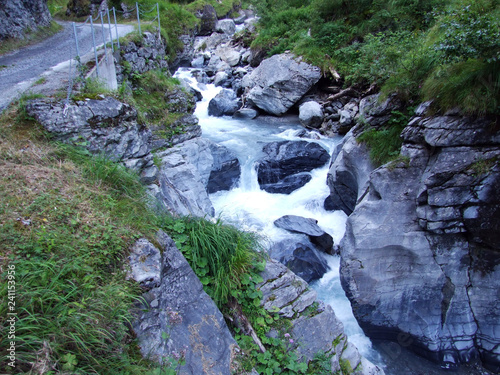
[0,20,135,112]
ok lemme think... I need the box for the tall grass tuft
[175,217,263,306]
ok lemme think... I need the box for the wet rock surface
[257,141,330,194]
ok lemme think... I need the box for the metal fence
[71,2,161,78]
[64,3,161,113]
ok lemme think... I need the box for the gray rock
[199,5,218,36]
[208,89,240,117]
[299,101,324,128]
[26,97,151,163]
[0,0,51,40]
[241,53,322,115]
[338,113,500,370]
[216,45,241,67]
[157,146,215,217]
[216,19,236,35]
[257,141,329,194]
[269,239,329,283]
[233,108,258,119]
[257,259,384,374]
[213,71,230,87]
[128,239,162,290]
[274,215,334,254]
[190,55,205,68]
[132,233,236,374]
[207,142,241,193]
[326,127,374,215]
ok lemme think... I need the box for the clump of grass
[357,110,412,166]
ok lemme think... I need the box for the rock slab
[131,232,236,374]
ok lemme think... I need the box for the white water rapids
[174,68,383,366]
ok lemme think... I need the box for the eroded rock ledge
[331,110,500,372]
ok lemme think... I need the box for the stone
[299,101,324,128]
[127,239,162,290]
[257,259,385,374]
[207,142,241,193]
[259,173,312,194]
[233,108,258,119]
[268,239,329,283]
[0,0,51,40]
[213,71,230,87]
[326,127,374,215]
[208,89,240,117]
[274,215,334,254]
[257,141,329,194]
[26,97,151,163]
[216,45,242,67]
[199,5,218,36]
[157,146,215,217]
[132,233,236,374]
[241,53,322,115]
[338,113,500,370]
[216,19,236,35]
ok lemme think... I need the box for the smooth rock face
[299,101,324,128]
[274,215,334,254]
[0,0,51,40]
[339,114,500,371]
[208,89,240,117]
[242,53,322,115]
[207,142,241,193]
[131,232,236,374]
[257,141,329,194]
[326,127,374,215]
[269,239,329,283]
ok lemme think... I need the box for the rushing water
[174,67,383,366]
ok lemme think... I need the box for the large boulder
[257,141,329,194]
[207,142,241,193]
[0,0,51,40]
[215,19,236,35]
[131,232,236,374]
[274,215,334,254]
[339,113,500,371]
[208,89,240,117]
[241,53,322,116]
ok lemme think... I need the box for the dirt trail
[0,20,135,112]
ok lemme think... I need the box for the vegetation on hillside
[249,0,500,115]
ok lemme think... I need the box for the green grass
[357,110,412,166]
[0,21,62,56]
[248,0,500,115]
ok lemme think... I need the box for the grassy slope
[249,0,500,116]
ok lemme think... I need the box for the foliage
[249,0,500,114]
[357,109,413,166]
[185,0,242,18]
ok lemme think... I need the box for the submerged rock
[257,141,329,194]
[241,53,322,116]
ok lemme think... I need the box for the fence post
[136,2,141,35]
[90,16,100,77]
[107,8,114,52]
[157,3,161,37]
[72,22,80,59]
[113,7,120,49]
[100,12,108,63]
